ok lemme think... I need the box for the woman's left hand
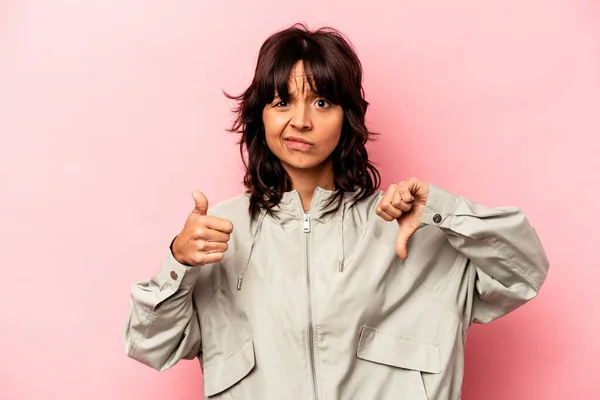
[376,177,430,259]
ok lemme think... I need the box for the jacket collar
[276,186,361,220]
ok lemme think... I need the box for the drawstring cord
[339,199,346,272]
[237,208,268,290]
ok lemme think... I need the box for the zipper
[298,188,321,400]
[303,211,319,400]
[303,213,311,233]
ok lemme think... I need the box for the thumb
[395,220,410,259]
[192,190,209,215]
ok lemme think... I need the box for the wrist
[169,236,191,266]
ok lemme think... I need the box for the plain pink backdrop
[1,1,599,399]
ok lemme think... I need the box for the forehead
[280,61,317,95]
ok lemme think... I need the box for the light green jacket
[124,184,549,399]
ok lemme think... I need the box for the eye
[314,99,330,108]
[273,100,289,108]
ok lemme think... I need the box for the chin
[281,156,329,171]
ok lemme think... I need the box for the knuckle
[195,226,207,238]
[197,240,208,251]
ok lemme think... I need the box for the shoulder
[208,193,250,220]
[207,193,254,242]
[347,189,384,228]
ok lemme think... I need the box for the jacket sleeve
[123,243,218,371]
[421,184,550,324]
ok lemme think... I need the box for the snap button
[433,214,442,223]
[170,270,178,280]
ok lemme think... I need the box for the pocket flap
[356,326,441,374]
[203,337,255,396]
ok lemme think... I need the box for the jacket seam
[433,251,468,295]
[315,323,328,400]
[370,232,465,329]
[400,262,465,329]
[198,266,223,320]
[128,308,156,359]
[202,337,251,368]
[361,325,440,347]
[488,236,539,291]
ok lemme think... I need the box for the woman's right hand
[171,191,233,267]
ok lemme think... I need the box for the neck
[284,161,335,213]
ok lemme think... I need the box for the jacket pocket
[356,326,440,399]
[356,326,440,373]
[202,337,255,398]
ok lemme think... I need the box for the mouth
[284,136,313,151]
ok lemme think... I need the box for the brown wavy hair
[226,23,381,218]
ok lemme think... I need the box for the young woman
[124,24,549,399]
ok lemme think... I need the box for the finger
[196,240,228,254]
[376,205,396,222]
[192,191,209,215]
[391,190,413,212]
[394,181,415,202]
[381,200,404,219]
[381,184,396,205]
[406,177,421,193]
[202,216,234,234]
[395,232,409,259]
[396,185,415,204]
[379,185,403,219]
[194,252,224,266]
[194,226,230,242]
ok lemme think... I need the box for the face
[262,61,344,178]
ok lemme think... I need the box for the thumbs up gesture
[171,191,234,266]
[375,178,430,260]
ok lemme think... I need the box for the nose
[289,103,312,131]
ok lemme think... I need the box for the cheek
[262,111,286,154]
[325,111,344,147]
[263,111,284,138]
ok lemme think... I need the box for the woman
[124,24,549,399]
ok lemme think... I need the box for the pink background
[1,1,598,399]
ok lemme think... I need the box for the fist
[171,191,233,266]
[376,178,429,259]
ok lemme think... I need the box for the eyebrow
[274,89,319,99]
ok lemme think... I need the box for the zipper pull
[303,213,311,233]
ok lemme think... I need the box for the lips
[284,137,313,151]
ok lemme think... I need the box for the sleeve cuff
[158,245,203,290]
[420,184,460,229]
